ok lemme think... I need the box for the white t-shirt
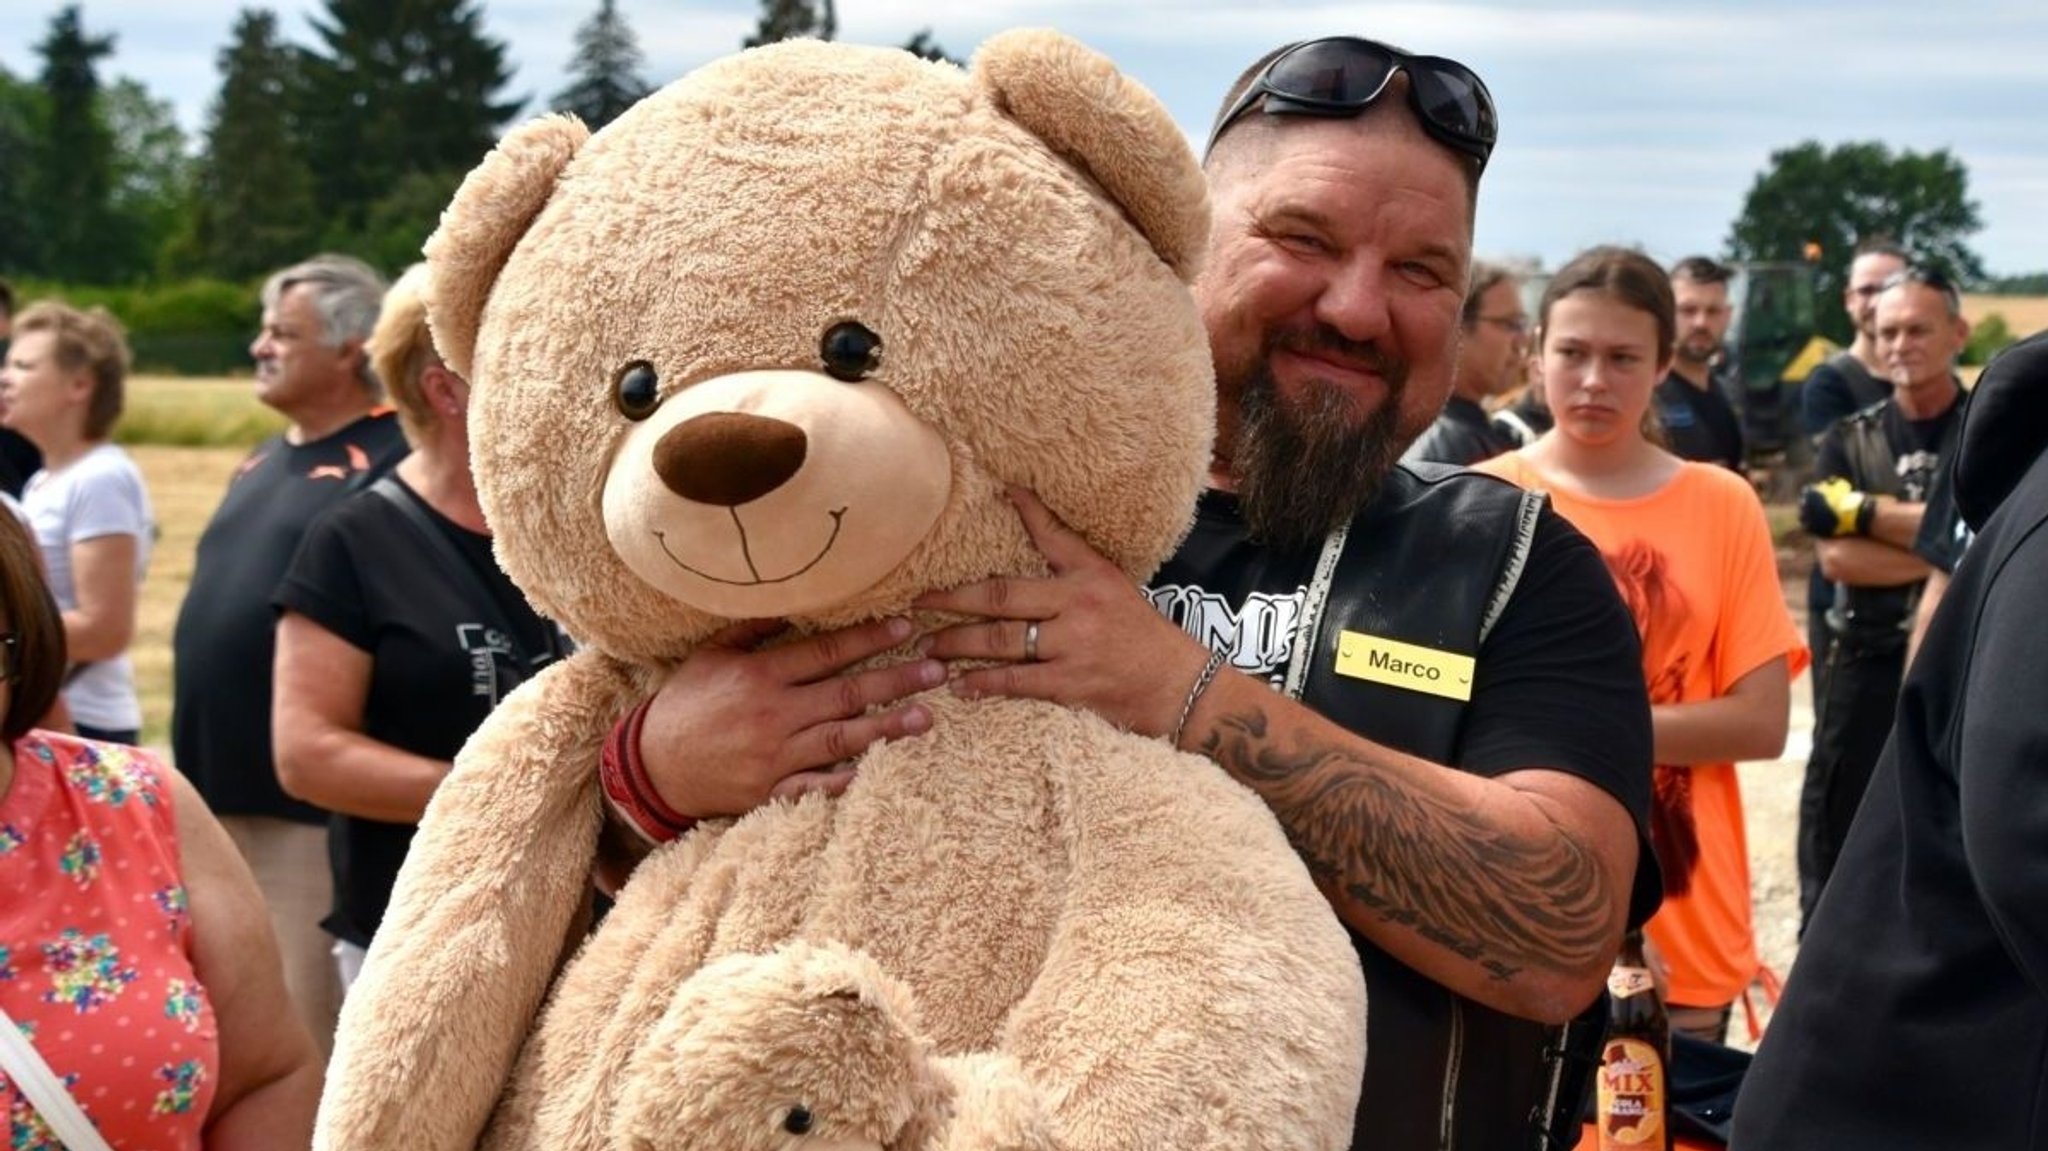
[24,443,156,732]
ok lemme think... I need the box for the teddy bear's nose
[653,411,810,506]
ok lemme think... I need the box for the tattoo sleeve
[1202,707,1612,983]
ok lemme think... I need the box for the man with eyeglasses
[1656,256,1745,472]
[1800,238,1911,444]
[1795,265,1969,928]
[1401,260,1526,466]
[1738,330,2048,1151]
[1797,238,1911,719]
[603,37,1658,1150]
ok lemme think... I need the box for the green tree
[1726,141,1986,345]
[743,0,836,47]
[1983,272,2048,294]
[552,0,653,131]
[1962,313,2014,366]
[351,167,466,273]
[900,29,961,65]
[175,9,322,279]
[298,0,525,243]
[0,67,47,275]
[31,4,122,281]
[101,79,194,278]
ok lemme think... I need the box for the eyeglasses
[1476,314,1529,335]
[1206,37,1499,172]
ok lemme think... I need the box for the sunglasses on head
[1206,37,1498,173]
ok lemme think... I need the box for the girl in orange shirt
[1475,246,1805,1044]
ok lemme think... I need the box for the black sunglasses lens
[1407,61,1496,145]
[1266,38,1397,105]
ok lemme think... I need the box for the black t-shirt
[1734,411,2048,1148]
[1148,489,1657,924]
[0,428,42,499]
[1912,448,1970,574]
[1402,395,1516,467]
[274,477,561,946]
[171,412,408,821]
[1654,369,1745,472]
[1799,351,1890,441]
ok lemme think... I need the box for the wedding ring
[1023,620,1041,662]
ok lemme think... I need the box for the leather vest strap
[1283,463,1574,1151]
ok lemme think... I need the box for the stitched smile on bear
[647,409,848,585]
[652,506,846,586]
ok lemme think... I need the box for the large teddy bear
[315,30,1365,1151]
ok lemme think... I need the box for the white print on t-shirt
[1896,449,1941,502]
[1147,584,1307,687]
[456,623,516,705]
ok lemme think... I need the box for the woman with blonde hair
[1475,245,1805,1045]
[271,264,565,990]
[0,302,155,743]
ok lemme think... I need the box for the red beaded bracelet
[598,697,698,845]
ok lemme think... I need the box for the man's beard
[1677,334,1718,366]
[1229,327,1409,550]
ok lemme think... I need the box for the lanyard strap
[0,1005,118,1151]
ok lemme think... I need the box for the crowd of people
[0,26,2040,1151]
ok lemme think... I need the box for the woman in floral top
[0,511,318,1148]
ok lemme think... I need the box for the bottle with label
[1596,928,1672,1151]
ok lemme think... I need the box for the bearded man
[608,37,1660,1151]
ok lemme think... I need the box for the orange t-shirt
[1473,455,1807,1008]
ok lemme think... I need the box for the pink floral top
[1,732,219,1150]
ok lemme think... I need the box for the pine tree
[297,0,525,244]
[182,9,322,279]
[0,68,44,275]
[552,0,653,132]
[743,0,837,48]
[100,79,192,279]
[31,5,121,281]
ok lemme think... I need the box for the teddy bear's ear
[423,114,589,380]
[974,29,1209,280]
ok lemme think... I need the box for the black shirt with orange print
[171,409,407,821]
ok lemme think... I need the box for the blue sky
[8,0,2045,275]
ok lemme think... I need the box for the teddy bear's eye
[819,322,883,383]
[782,1104,813,1135]
[613,360,661,421]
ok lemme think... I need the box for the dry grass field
[1964,293,2048,340]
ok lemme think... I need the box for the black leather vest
[1291,463,1593,1151]
[1826,397,1964,640]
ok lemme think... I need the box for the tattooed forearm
[1200,708,1613,982]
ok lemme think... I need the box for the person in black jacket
[1734,330,2048,1150]
[1402,260,1525,466]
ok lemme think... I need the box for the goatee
[1230,330,1408,550]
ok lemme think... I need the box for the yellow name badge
[1332,630,1475,702]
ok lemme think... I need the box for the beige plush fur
[315,29,1365,1151]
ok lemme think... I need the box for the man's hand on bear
[631,617,945,821]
